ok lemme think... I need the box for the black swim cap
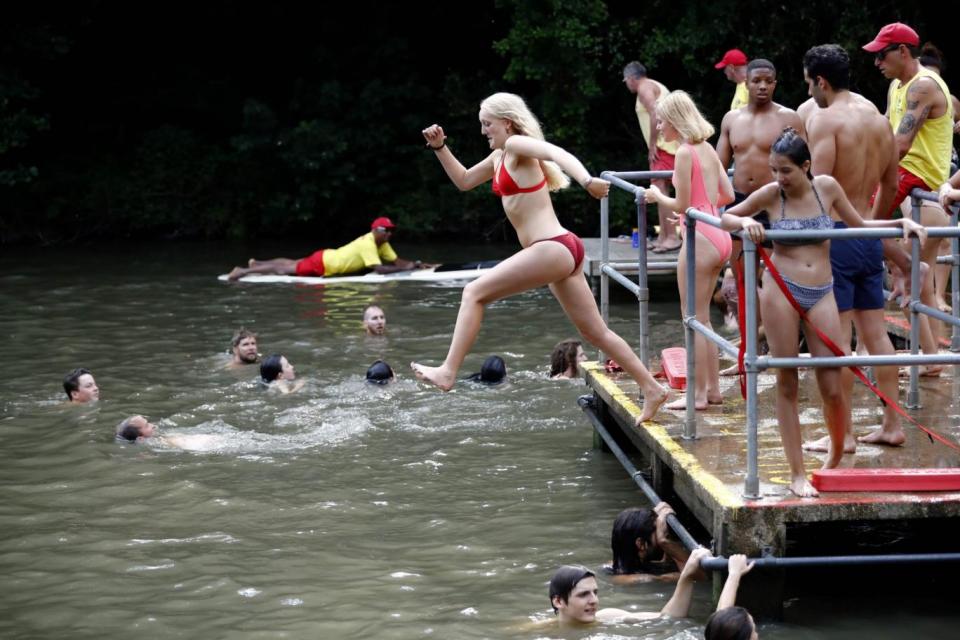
[467,355,507,385]
[366,360,395,385]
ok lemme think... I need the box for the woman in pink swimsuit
[414,92,669,423]
[644,91,735,410]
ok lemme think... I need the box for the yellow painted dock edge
[582,361,744,511]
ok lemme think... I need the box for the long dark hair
[771,127,813,179]
[610,507,668,574]
[260,354,284,382]
[550,339,581,377]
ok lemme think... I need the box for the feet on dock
[857,427,906,447]
[636,384,670,424]
[803,434,857,454]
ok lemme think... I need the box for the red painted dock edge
[812,468,960,492]
[661,347,687,391]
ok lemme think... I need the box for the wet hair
[480,92,570,191]
[550,339,582,377]
[116,417,144,442]
[466,355,507,385]
[705,606,755,640]
[920,42,945,73]
[63,367,92,400]
[549,565,596,614]
[623,61,647,79]
[656,90,715,144]
[260,354,284,382]
[610,507,660,574]
[771,127,813,179]
[232,328,257,348]
[365,359,395,385]
[803,44,850,90]
[746,58,776,77]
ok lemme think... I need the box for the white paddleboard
[217,263,497,285]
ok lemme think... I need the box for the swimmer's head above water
[466,355,507,385]
[549,565,598,624]
[231,328,259,365]
[260,354,296,384]
[610,507,667,574]
[705,606,758,640]
[365,360,395,385]
[116,415,157,442]
[64,368,99,403]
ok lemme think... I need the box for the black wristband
[427,141,445,151]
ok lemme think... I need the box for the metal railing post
[951,206,960,352]
[599,193,610,363]
[683,213,697,439]
[636,190,650,367]
[908,194,922,408]
[743,234,760,499]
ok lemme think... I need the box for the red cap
[370,216,396,230]
[714,49,748,69]
[862,23,919,53]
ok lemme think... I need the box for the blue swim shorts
[830,221,885,312]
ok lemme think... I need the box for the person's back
[811,93,894,215]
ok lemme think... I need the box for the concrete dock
[581,353,960,615]
[581,237,679,277]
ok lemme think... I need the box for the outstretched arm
[422,124,496,191]
[716,554,754,610]
[660,547,711,618]
[503,135,610,199]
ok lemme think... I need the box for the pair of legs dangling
[411,238,669,423]
[760,271,847,497]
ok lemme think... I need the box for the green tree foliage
[0,1,953,244]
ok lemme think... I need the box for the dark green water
[0,241,956,639]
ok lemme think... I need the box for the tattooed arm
[894,76,945,159]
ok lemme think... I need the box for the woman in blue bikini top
[719,127,925,498]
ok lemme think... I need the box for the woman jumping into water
[644,90,734,411]
[414,92,669,423]
[721,128,925,497]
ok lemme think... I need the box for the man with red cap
[864,22,953,292]
[715,48,749,111]
[226,217,430,279]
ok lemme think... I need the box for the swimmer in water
[228,328,260,367]
[63,368,99,404]
[608,502,702,583]
[260,354,305,394]
[115,415,218,450]
[365,360,395,385]
[548,547,712,627]
[415,93,669,423]
[705,554,757,640]
[362,305,387,336]
[550,339,586,379]
[465,355,507,385]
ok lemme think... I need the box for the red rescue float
[812,468,960,492]
[660,347,687,391]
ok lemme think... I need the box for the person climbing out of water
[412,92,669,423]
[704,554,757,640]
[226,217,434,280]
[721,128,926,497]
[548,547,712,627]
[607,502,704,583]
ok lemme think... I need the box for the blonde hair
[480,92,570,191]
[655,90,715,144]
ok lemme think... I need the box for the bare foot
[899,365,944,378]
[707,393,723,405]
[636,384,670,423]
[858,427,906,446]
[227,267,246,281]
[802,434,857,454]
[936,297,952,313]
[410,362,455,391]
[789,477,819,498]
[719,363,740,376]
[664,396,708,410]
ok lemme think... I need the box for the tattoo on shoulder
[906,99,920,110]
[897,113,917,135]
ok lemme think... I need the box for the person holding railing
[644,90,734,410]
[415,93,670,423]
[721,129,925,497]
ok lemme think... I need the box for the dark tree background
[1,1,954,245]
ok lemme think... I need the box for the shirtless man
[362,305,386,336]
[865,23,953,299]
[63,368,99,403]
[801,44,905,451]
[548,548,711,628]
[623,61,682,252]
[716,59,804,361]
[228,328,259,367]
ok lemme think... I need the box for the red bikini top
[492,154,547,197]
